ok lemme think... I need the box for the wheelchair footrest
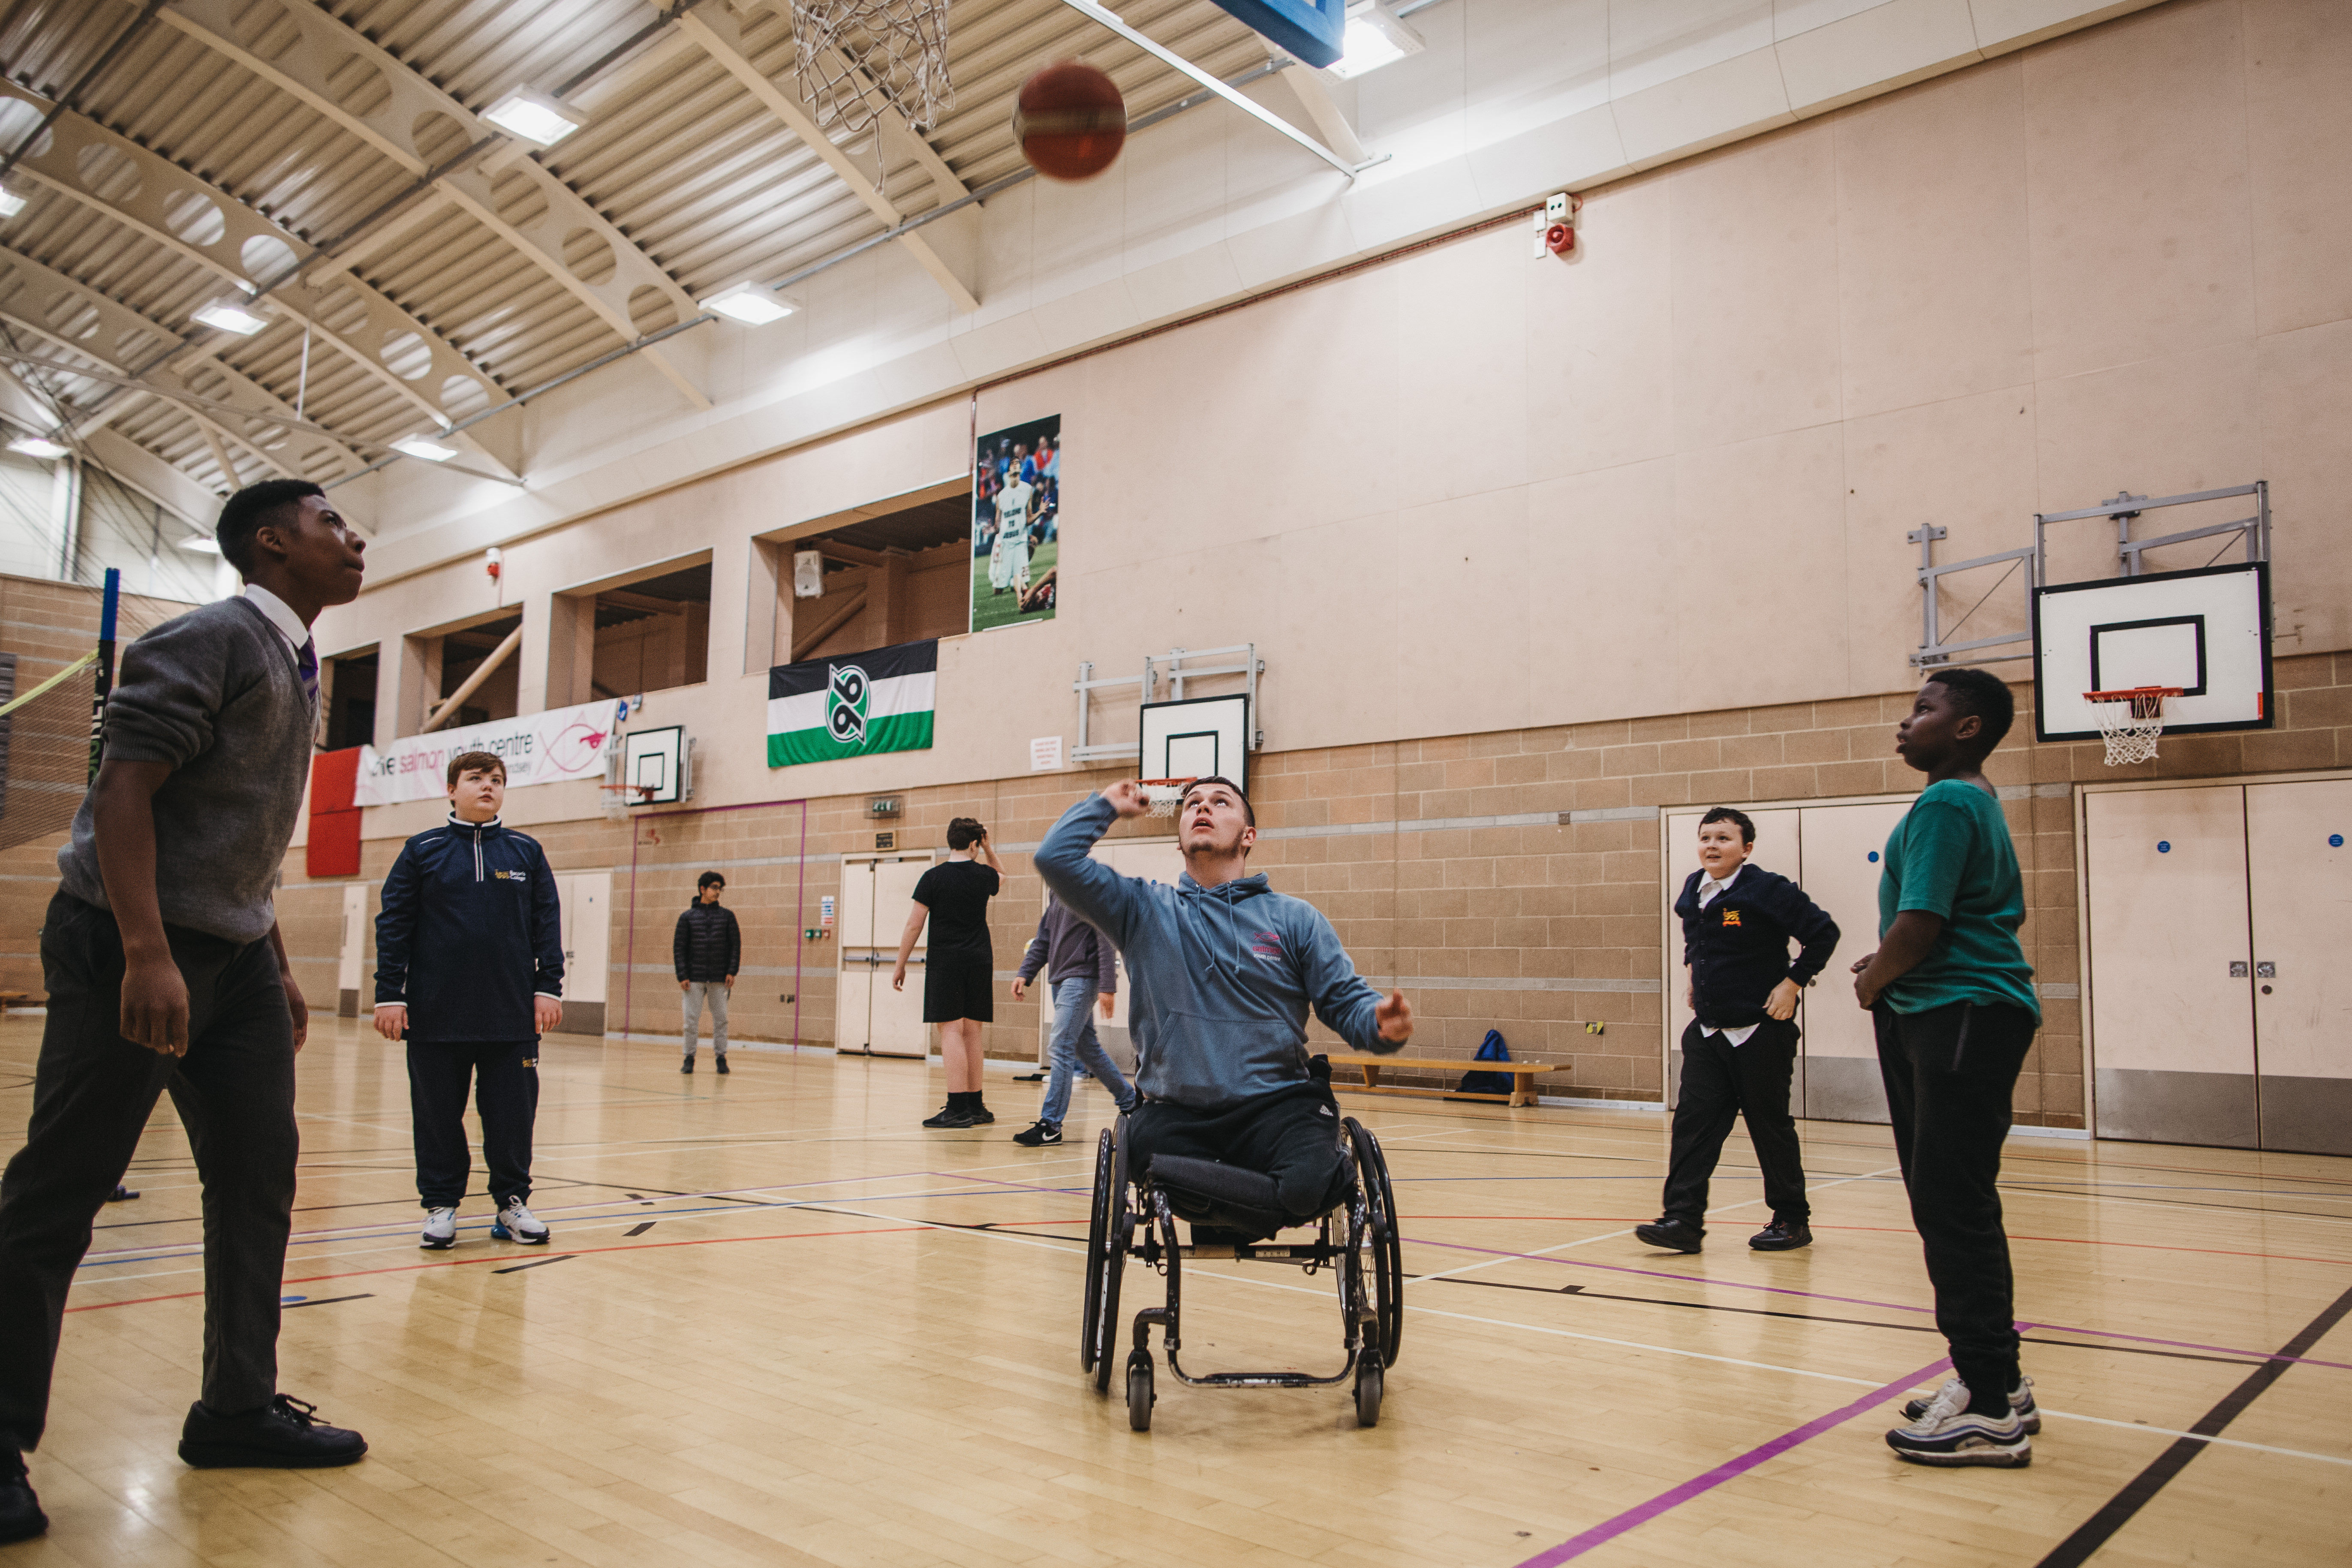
[1183,1243,1335,1263]
[1193,1371,1332,1387]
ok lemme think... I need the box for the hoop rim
[1137,777,1198,789]
[2082,685,2184,702]
[599,780,658,799]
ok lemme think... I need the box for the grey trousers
[682,980,728,1056]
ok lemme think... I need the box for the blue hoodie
[1034,793,1398,1110]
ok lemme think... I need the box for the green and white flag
[767,638,936,768]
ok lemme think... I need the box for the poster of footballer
[970,413,1060,633]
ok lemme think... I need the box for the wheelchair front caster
[1354,1358,1383,1428]
[1126,1351,1155,1432]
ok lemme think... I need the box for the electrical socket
[1531,212,1550,258]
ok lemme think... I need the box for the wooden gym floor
[4,1013,2348,1567]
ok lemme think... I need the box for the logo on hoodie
[1251,929,1285,960]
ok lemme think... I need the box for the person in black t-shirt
[894,817,1002,1128]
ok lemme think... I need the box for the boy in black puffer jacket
[674,873,740,1073]
[1637,806,1838,1256]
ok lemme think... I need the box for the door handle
[2255,962,2276,979]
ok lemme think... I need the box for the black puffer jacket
[674,900,741,982]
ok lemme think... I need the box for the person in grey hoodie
[1033,776,1412,1232]
[1008,892,1133,1146]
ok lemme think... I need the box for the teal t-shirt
[1877,778,2038,1019]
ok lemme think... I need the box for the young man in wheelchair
[1033,776,1413,1237]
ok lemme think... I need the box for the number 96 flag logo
[827,663,869,743]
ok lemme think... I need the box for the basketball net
[789,0,954,138]
[2084,686,2179,767]
[1140,779,1194,819]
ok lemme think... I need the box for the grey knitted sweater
[57,596,315,943]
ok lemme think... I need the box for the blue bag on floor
[1452,1029,1515,1098]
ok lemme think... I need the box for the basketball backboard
[621,724,691,804]
[1140,693,1249,794]
[2033,562,2273,743]
[1209,0,1345,68]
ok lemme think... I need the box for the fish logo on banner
[828,663,869,744]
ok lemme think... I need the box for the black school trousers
[0,893,297,1451]
[406,1040,538,1209]
[1124,1081,1350,1225]
[1874,999,2037,1399]
[1660,1017,1808,1228]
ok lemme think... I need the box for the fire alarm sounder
[1546,223,1576,256]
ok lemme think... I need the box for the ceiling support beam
[676,5,980,314]
[1275,65,1370,164]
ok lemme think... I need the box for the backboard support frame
[1072,643,1263,767]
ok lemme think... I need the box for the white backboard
[621,724,689,804]
[1140,694,1249,792]
[2033,563,2272,743]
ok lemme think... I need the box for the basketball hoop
[789,0,954,136]
[599,780,656,822]
[1139,778,1196,819]
[2084,686,2181,766]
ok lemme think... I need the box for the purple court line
[1404,1235,2352,1372]
[1513,1355,1952,1567]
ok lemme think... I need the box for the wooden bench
[1326,1053,1559,1108]
[0,991,30,1021]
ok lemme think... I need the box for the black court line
[283,1294,373,1309]
[1420,1276,2263,1367]
[492,1254,577,1274]
[2036,1280,2352,1568]
[624,1222,656,1237]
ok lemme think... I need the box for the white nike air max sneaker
[491,1200,549,1244]
[1886,1378,2033,1467]
[420,1207,457,1250]
[1904,1374,2039,1433]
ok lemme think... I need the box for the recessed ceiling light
[392,435,459,462]
[700,281,797,325]
[482,87,586,148]
[0,184,26,218]
[193,298,270,335]
[8,434,69,460]
[177,534,222,554]
[1326,1,1423,78]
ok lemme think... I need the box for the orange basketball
[1014,61,1127,181]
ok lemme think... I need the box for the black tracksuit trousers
[1125,1081,1350,1225]
[1874,999,2037,1400]
[406,1041,538,1209]
[0,893,297,1451]
[1661,1017,1808,1228]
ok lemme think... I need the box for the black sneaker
[0,1450,44,1544]
[1633,1218,1704,1253]
[922,1103,975,1129]
[1013,1120,1063,1146]
[178,1395,368,1469]
[1749,1218,1813,1251]
[681,1056,695,1074]
[967,1102,996,1126]
[714,1056,729,1075]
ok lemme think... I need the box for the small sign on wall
[819,894,836,928]
[1030,735,1063,770]
[875,831,896,851]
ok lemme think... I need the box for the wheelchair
[1079,1108,1403,1431]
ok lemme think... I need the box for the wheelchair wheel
[1354,1357,1383,1428]
[1092,1130,1132,1394]
[1346,1118,1405,1368]
[1126,1351,1155,1432]
[1080,1127,1116,1373]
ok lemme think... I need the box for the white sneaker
[420,1207,457,1250]
[491,1200,549,1245]
[1885,1378,2033,1467]
[1903,1374,2039,1433]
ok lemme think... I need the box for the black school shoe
[714,1055,729,1074]
[1749,1219,1813,1251]
[178,1394,368,1469]
[0,1450,45,1544]
[681,1056,695,1074]
[922,1102,974,1128]
[1633,1218,1704,1253]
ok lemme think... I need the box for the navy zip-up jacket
[374,814,563,1042]
[1675,863,1839,1029]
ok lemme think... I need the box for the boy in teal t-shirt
[1851,666,2040,1470]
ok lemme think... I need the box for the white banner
[355,700,622,807]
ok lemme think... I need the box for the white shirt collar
[1698,863,1746,903]
[241,584,310,653]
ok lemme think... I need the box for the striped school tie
[297,638,318,705]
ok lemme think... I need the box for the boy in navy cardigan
[374,751,564,1250]
[1637,807,1838,1255]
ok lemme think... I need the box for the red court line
[65,1223,931,1314]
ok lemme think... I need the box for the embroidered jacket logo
[1720,909,1741,927]
[494,870,526,882]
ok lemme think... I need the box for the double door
[837,852,938,1057]
[2085,779,2352,1153]
[1663,800,1910,1122]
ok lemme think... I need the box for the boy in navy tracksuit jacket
[373,750,564,1249]
[1638,807,1838,1255]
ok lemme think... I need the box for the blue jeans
[1041,975,1134,1126]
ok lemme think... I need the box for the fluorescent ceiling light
[1326,2,1423,78]
[193,298,270,335]
[8,434,69,460]
[0,184,26,218]
[482,87,586,147]
[700,281,797,325]
[177,534,221,554]
[392,435,459,462]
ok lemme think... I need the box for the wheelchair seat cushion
[1148,1151,1354,1242]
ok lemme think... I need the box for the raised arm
[1033,790,1150,949]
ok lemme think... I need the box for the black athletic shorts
[922,953,995,1023]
